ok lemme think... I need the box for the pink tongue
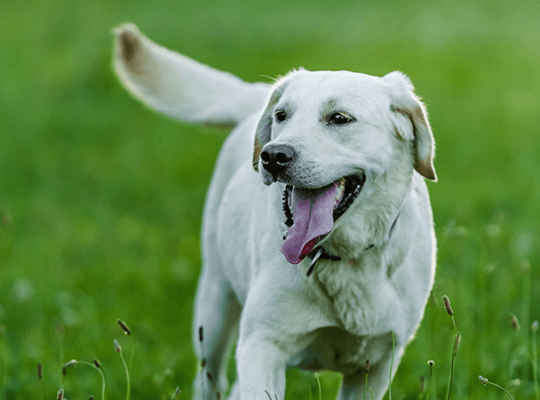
[280,183,337,264]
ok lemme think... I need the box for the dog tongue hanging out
[114,24,437,400]
[279,174,366,265]
[281,183,337,264]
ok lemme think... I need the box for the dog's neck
[306,211,401,277]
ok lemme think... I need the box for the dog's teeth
[335,187,343,202]
[335,179,346,203]
[282,223,289,240]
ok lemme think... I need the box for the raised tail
[113,24,271,127]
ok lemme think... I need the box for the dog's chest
[311,257,398,337]
[291,327,392,376]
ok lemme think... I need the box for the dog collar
[306,212,401,277]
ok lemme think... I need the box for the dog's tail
[113,24,270,128]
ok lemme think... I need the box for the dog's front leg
[233,276,313,400]
[235,333,288,400]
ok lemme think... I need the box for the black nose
[260,144,296,175]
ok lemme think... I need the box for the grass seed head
[93,359,102,369]
[442,295,453,316]
[57,389,64,400]
[114,339,122,353]
[478,375,489,385]
[117,319,132,335]
[511,314,520,330]
[64,360,78,368]
[428,360,435,367]
[365,359,370,373]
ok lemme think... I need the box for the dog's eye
[328,112,354,125]
[274,110,287,122]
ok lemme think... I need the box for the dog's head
[252,70,436,263]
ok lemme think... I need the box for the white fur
[114,24,437,400]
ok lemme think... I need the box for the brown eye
[329,112,354,125]
[275,110,287,122]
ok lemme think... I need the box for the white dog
[114,24,437,400]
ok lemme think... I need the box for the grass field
[1,0,540,399]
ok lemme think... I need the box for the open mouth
[281,174,365,264]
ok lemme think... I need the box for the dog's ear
[383,71,437,181]
[252,76,292,171]
[113,24,268,127]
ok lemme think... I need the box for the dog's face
[253,70,436,264]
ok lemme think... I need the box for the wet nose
[260,144,296,175]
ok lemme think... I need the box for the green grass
[1,0,540,398]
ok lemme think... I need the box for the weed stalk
[364,359,370,400]
[315,372,322,400]
[117,319,135,373]
[38,363,44,400]
[442,295,458,400]
[479,375,514,400]
[56,323,65,388]
[532,321,539,400]
[115,340,130,400]
[427,361,435,400]
[63,359,106,400]
[171,387,181,400]
[419,375,425,400]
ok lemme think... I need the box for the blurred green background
[1,0,539,398]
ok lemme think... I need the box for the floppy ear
[113,24,269,127]
[383,71,437,181]
[252,76,292,171]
